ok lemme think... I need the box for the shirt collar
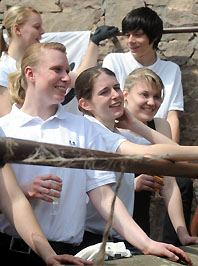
[129,51,159,67]
[10,103,68,127]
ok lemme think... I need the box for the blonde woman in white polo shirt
[1,42,194,265]
[0,5,118,117]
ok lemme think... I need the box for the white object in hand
[50,168,62,215]
[51,191,60,215]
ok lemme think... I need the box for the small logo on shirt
[69,140,76,146]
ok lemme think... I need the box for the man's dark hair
[122,7,163,49]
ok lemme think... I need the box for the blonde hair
[0,6,40,56]
[124,68,164,99]
[8,42,66,104]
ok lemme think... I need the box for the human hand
[135,174,164,192]
[180,234,198,246]
[46,254,93,265]
[144,239,192,265]
[90,25,119,45]
[178,226,198,245]
[21,174,62,202]
[115,108,137,130]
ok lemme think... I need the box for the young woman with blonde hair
[0,5,118,116]
[0,6,44,115]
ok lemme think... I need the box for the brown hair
[75,66,117,115]
[8,42,66,104]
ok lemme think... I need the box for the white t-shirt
[120,130,151,146]
[0,104,126,244]
[102,52,184,119]
[84,115,135,240]
[0,52,17,88]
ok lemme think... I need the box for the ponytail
[8,71,26,105]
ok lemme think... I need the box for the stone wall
[1,0,198,240]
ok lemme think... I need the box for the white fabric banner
[41,31,90,71]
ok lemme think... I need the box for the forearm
[69,41,98,88]
[130,118,177,145]
[161,177,188,243]
[89,185,153,253]
[167,111,180,144]
[0,165,56,263]
[76,41,98,75]
[118,140,198,158]
[12,198,56,261]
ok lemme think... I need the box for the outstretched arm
[69,25,119,88]
[88,185,192,264]
[0,165,92,266]
[69,41,98,88]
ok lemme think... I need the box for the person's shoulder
[0,53,14,64]
[157,56,180,69]
[60,112,92,129]
[104,51,130,60]
[0,113,12,128]
[0,53,17,73]
[61,112,103,132]
[83,115,111,133]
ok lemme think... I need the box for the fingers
[35,193,54,202]
[48,254,93,266]
[38,173,62,183]
[90,25,119,45]
[29,174,62,202]
[136,174,164,192]
[108,26,119,36]
[37,175,62,192]
[166,245,192,265]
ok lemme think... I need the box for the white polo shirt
[84,115,135,240]
[0,104,126,244]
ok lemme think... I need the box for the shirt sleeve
[0,127,5,137]
[168,66,184,111]
[0,69,9,87]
